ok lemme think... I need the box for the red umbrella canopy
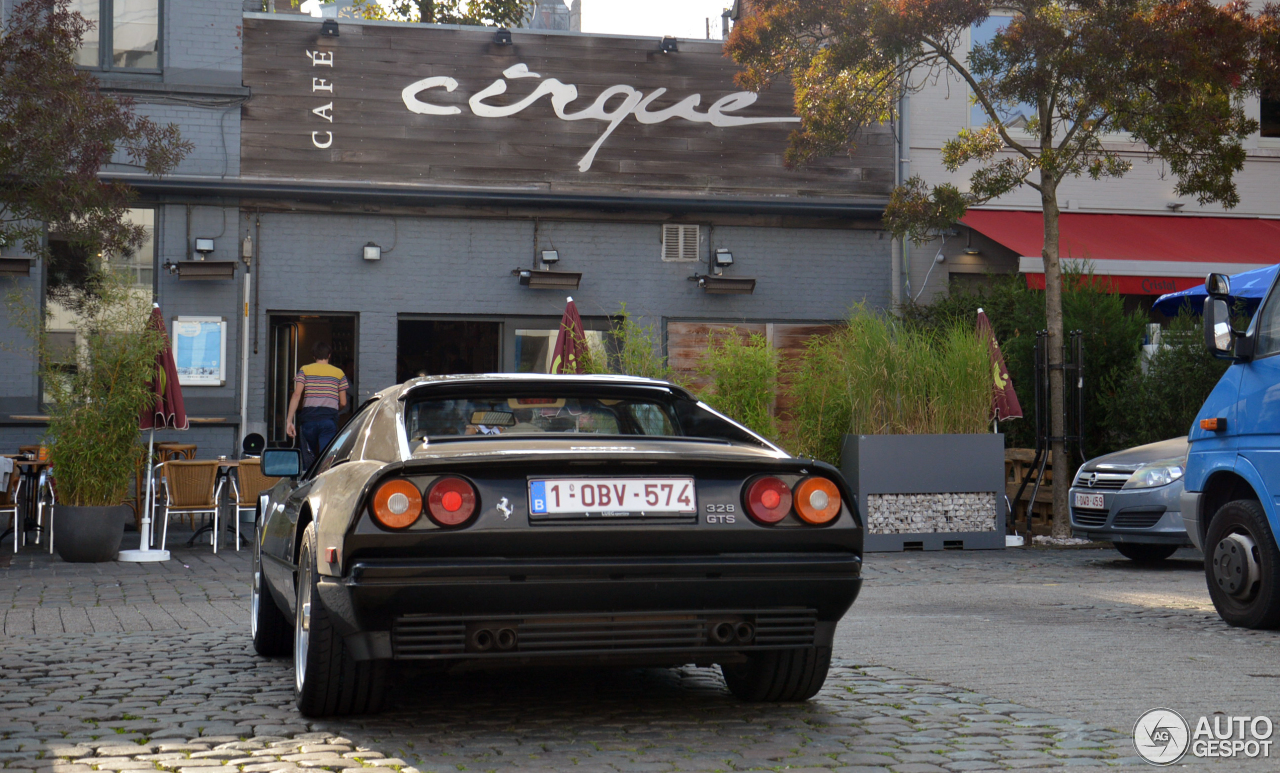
[977,309,1023,421]
[550,297,588,375]
[140,306,189,431]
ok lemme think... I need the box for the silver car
[1069,437,1192,562]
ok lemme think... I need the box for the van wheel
[1205,500,1280,630]
[294,524,387,716]
[1114,543,1178,564]
[722,647,831,702]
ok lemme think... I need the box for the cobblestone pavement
[1,539,1276,772]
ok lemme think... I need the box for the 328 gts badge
[706,503,736,523]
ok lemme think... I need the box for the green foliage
[311,0,532,26]
[583,304,676,382]
[7,274,165,507]
[901,271,1147,455]
[0,1,190,273]
[696,333,779,441]
[1099,311,1230,449]
[786,306,993,465]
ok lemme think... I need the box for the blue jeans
[300,416,337,470]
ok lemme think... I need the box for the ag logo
[1134,708,1190,765]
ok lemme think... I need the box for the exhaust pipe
[496,627,518,651]
[710,621,735,645]
[469,628,494,652]
[735,621,756,643]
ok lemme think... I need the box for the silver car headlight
[1122,458,1185,489]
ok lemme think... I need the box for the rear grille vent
[1072,509,1109,527]
[1113,510,1165,529]
[392,609,818,659]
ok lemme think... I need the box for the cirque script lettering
[400,63,801,172]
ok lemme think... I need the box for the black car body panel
[257,374,863,666]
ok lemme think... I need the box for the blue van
[1182,272,1280,629]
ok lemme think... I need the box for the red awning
[962,210,1280,295]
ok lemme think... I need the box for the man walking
[286,341,349,468]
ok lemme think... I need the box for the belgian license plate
[1074,492,1105,509]
[529,477,696,518]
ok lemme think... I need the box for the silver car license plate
[1074,492,1105,509]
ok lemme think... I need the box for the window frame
[1259,96,1280,149]
[73,0,164,74]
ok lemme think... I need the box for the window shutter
[662,224,700,262]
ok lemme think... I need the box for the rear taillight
[745,476,792,524]
[794,477,841,524]
[371,479,422,529]
[426,476,478,526]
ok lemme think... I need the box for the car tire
[251,522,291,657]
[294,523,387,716]
[1114,543,1179,564]
[1204,499,1280,630]
[721,646,831,702]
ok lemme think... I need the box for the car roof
[388,373,698,401]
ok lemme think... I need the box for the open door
[267,314,357,445]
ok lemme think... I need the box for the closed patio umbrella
[119,304,188,562]
[978,308,1022,422]
[550,296,588,375]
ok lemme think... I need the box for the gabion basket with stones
[867,492,997,535]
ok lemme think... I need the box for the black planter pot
[53,504,127,563]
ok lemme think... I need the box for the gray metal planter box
[841,434,1005,552]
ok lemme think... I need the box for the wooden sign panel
[241,17,893,201]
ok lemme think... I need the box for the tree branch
[922,36,1035,161]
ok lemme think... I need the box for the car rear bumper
[317,552,861,661]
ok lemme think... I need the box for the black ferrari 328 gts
[252,374,863,716]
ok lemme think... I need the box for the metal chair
[158,460,224,553]
[1,463,24,553]
[229,459,280,551]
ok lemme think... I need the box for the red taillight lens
[794,477,841,525]
[372,479,422,529]
[746,476,792,524]
[426,476,478,526]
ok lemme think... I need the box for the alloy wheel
[294,557,312,693]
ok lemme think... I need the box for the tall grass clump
[582,303,676,382]
[696,332,778,440]
[786,306,991,464]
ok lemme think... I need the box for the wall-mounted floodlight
[659,36,679,53]
[494,27,513,45]
[363,242,382,261]
[540,250,560,265]
[320,19,339,37]
[194,238,215,261]
[713,248,733,267]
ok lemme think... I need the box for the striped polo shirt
[296,362,349,411]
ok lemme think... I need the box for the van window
[1254,294,1280,358]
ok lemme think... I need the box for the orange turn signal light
[1200,417,1227,432]
[794,477,841,525]
[372,479,423,529]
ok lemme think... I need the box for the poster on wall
[173,316,226,386]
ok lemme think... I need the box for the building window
[1263,97,1280,139]
[968,15,1035,131]
[661,224,701,262]
[71,1,160,71]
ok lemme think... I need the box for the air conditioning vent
[662,224,700,262]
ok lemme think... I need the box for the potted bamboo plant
[787,306,1006,551]
[35,276,165,562]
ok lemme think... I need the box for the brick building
[0,1,893,456]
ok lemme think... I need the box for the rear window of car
[405,396,678,440]
[401,390,769,449]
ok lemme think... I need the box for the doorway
[397,319,501,382]
[267,314,358,446]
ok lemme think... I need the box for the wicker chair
[2,461,23,553]
[159,460,225,553]
[229,459,280,550]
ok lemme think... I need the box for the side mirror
[1204,297,1236,358]
[261,447,303,478]
[1206,272,1231,298]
